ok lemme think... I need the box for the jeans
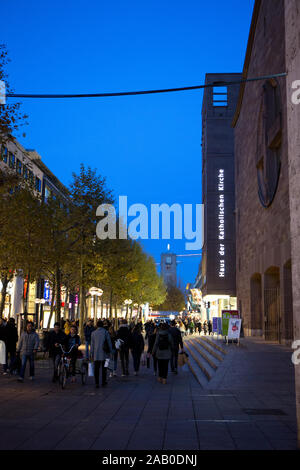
[112,349,118,371]
[131,350,142,372]
[171,349,179,371]
[52,354,61,379]
[3,351,16,372]
[119,347,129,374]
[19,353,35,379]
[157,359,169,379]
[94,360,107,385]
[85,340,91,359]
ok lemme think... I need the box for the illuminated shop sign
[218,169,225,278]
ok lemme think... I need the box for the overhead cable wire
[6,72,287,99]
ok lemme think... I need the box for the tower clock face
[166,256,172,265]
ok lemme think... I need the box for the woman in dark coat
[152,323,174,384]
[129,325,145,376]
[147,327,158,375]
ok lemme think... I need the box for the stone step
[193,337,224,362]
[201,336,228,356]
[183,341,212,381]
[188,338,220,370]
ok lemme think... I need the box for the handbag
[88,362,94,377]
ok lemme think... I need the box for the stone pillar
[284,0,300,448]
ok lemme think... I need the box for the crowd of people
[0,315,213,388]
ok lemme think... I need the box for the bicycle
[57,345,88,389]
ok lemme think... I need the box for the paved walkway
[0,337,297,450]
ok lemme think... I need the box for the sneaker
[121,373,126,377]
[134,372,137,376]
[109,372,113,378]
[18,377,24,383]
[29,376,34,381]
[2,372,8,376]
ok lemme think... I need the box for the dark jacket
[147,332,157,354]
[5,323,18,352]
[47,330,67,357]
[84,325,95,342]
[169,326,183,350]
[152,330,174,360]
[117,324,131,348]
[130,331,145,354]
[66,333,81,352]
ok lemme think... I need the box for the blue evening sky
[2,0,254,288]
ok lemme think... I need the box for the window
[213,86,228,107]
[23,165,28,180]
[1,145,8,163]
[28,170,34,184]
[35,176,41,192]
[8,152,15,169]
[16,159,22,175]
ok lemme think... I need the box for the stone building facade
[233,0,293,343]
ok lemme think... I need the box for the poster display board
[228,318,242,340]
[221,310,239,336]
[212,317,218,334]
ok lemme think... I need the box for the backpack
[158,334,169,351]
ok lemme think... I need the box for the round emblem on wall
[256,79,282,208]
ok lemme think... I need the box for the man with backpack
[152,322,174,384]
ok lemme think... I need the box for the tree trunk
[47,280,56,329]
[114,303,118,330]
[23,272,30,321]
[79,256,85,341]
[109,289,113,320]
[0,273,9,318]
[55,265,61,324]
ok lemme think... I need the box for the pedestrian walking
[17,321,39,382]
[117,319,131,376]
[169,320,183,374]
[152,322,174,384]
[130,325,145,376]
[147,327,158,375]
[108,325,118,377]
[208,320,212,335]
[3,318,18,375]
[84,319,95,360]
[90,320,113,388]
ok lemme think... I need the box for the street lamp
[124,299,132,320]
[88,287,103,319]
[35,298,45,331]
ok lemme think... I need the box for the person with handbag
[152,322,174,384]
[116,319,131,376]
[90,320,113,388]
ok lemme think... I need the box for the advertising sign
[212,317,218,333]
[217,317,222,335]
[221,310,239,336]
[228,318,242,340]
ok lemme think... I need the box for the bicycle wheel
[61,365,67,389]
[81,362,88,385]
